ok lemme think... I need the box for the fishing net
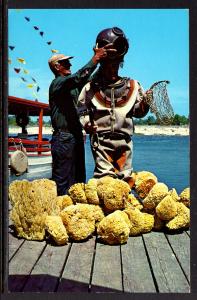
[145,80,174,125]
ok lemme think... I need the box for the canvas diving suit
[78,77,149,186]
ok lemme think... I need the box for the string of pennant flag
[23,15,59,53]
[9,10,60,100]
[8,48,41,99]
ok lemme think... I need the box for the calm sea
[84,135,189,194]
[9,133,189,193]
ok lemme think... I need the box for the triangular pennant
[23,69,29,74]
[39,31,44,36]
[21,77,27,82]
[37,86,40,92]
[51,49,59,53]
[17,58,26,64]
[9,46,15,51]
[14,68,21,73]
[34,26,39,30]
[31,77,37,83]
[8,59,12,64]
[27,84,34,88]
[47,41,52,45]
[25,17,30,22]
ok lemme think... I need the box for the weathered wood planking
[9,239,46,292]
[22,242,71,292]
[143,231,190,293]
[8,229,190,293]
[9,233,25,261]
[121,235,157,293]
[57,237,95,292]
[165,231,190,282]
[91,239,123,292]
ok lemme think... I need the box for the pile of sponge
[9,172,190,246]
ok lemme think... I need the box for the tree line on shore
[134,114,189,125]
[8,114,189,127]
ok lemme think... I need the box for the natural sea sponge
[179,187,190,207]
[96,176,116,200]
[60,204,96,241]
[142,182,169,210]
[91,205,105,226]
[97,177,130,212]
[142,213,155,233]
[9,179,58,240]
[156,195,178,221]
[134,171,158,199]
[166,202,190,230]
[85,178,100,205]
[125,193,143,210]
[68,183,87,203]
[97,210,130,245]
[9,179,29,206]
[124,207,154,236]
[168,188,180,202]
[56,195,73,210]
[45,215,69,245]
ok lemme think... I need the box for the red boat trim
[9,96,51,156]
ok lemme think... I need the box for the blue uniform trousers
[51,131,86,195]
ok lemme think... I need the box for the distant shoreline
[9,125,189,136]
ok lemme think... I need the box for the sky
[8,9,189,116]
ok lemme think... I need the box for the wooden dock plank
[91,239,123,292]
[9,233,25,260]
[9,240,46,292]
[165,231,190,281]
[143,231,190,293]
[57,237,95,292]
[121,236,157,293]
[22,242,71,292]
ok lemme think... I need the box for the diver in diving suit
[78,27,151,187]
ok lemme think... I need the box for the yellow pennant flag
[51,49,59,53]
[23,69,29,74]
[27,84,34,88]
[17,58,26,64]
[8,59,12,64]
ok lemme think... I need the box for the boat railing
[8,137,51,156]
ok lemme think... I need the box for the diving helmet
[96,27,129,59]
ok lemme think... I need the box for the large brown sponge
[166,202,190,230]
[97,210,130,245]
[156,195,178,221]
[125,193,143,210]
[45,215,69,245]
[178,187,190,207]
[124,207,154,236]
[142,182,169,210]
[56,195,73,210]
[85,178,100,205]
[134,171,158,199]
[68,183,87,203]
[9,179,58,240]
[97,177,130,212]
[60,203,99,241]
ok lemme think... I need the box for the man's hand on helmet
[92,43,117,64]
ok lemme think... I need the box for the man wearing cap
[78,27,151,188]
[48,44,116,195]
